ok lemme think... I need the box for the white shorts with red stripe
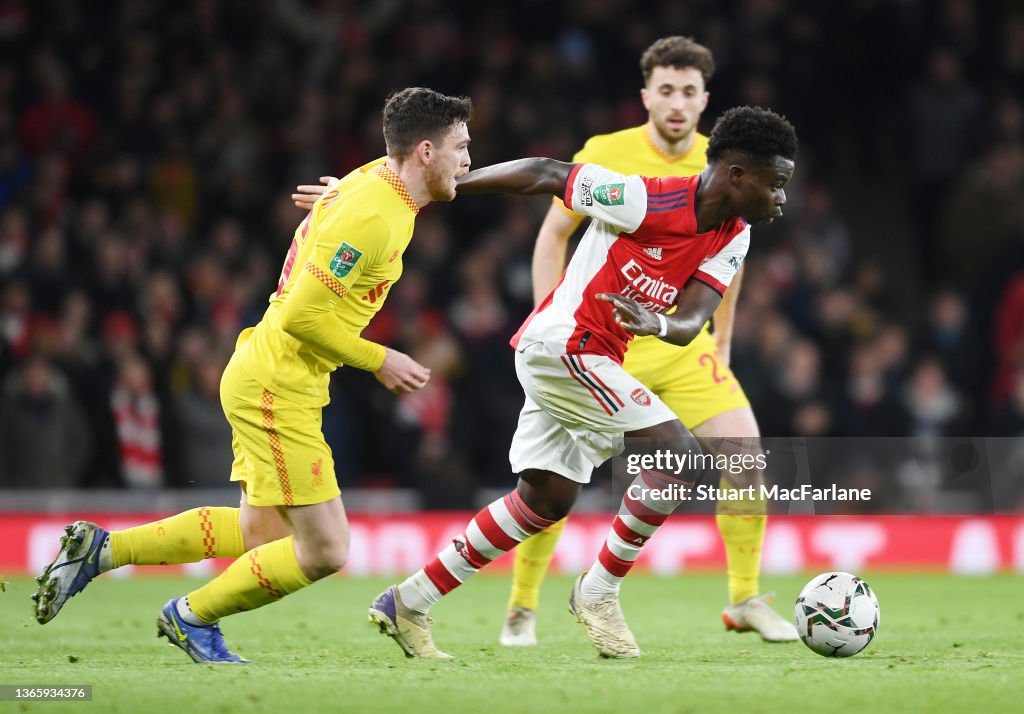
[509,341,676,483]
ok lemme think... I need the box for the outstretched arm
[456,158,574,197]
[532,204,585,306]
[711,263,744,366]
[597,279,723,347]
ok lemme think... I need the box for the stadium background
[1,0,1023,577]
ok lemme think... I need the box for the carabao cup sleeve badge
[330,242,364,278]
[594,183,625,205]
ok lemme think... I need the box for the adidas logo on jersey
[643,247,663,260]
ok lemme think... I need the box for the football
[794,571,880,657]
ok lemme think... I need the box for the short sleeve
[551,137,603,216]
[563,163,648,234]
[693,226,750,296]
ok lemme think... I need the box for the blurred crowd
[1,0,1023,502]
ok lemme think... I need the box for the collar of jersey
[372,163,419,214]
[642,124,701,165]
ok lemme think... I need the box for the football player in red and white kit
[370,106,798,660]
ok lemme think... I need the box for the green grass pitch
[1,573,1021,713]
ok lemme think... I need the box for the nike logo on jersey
[642,247,663,260]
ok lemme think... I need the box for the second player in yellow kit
[501,37,798,645]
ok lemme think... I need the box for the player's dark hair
[640,36,715,85]
[382,87,473,160]
[706,106,798,166]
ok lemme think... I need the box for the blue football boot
[156,598,250,664]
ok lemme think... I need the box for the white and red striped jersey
[512,163,750,363]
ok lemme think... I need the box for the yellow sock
[715,475,767,605]
[508,517,567,611]
[110,507,244,568]
[187,536,312,623]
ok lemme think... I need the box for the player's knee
[305,539,349,578]
[532,499,572,522]
[322,542,349,575]
[516,471,577,521]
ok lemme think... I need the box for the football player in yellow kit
[32,88,473,663]
[500,37,798,645]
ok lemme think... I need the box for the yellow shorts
[220,358,340,507]
[622,326,750,429]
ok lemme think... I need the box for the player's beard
[652,114,693,144]
[425,161,457,202]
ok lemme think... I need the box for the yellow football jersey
[567,125,708,186]
[232,161,416,406]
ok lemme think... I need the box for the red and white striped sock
[397,490,556,613]
[581,470,686,597]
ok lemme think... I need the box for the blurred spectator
[90,232,138,317]
[762,339,826,436]
[791,401,834,437]
[109,353,163,488]
[100,310,140,364]
[939,98,1024,285]
[875,324,911,383]
[811,288,863,374]
[151,135,198,231]
[0,279,31,368]
[989,370,1024,436]
[992,272,1024,405]
[0,136,33,211]
[0,354,89,487]
[905,48,983,284]
[0,207,28,278]
[16,66,96,162]
[28,226,72,314]
[918,289,982,398]
[394,312,470,505]
[173,354,232,487]
[835,344,909,436]
[903,357,969,437]
[791,182,851,286]
[449,244,508,341]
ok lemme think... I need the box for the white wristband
[656,313,668,337]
